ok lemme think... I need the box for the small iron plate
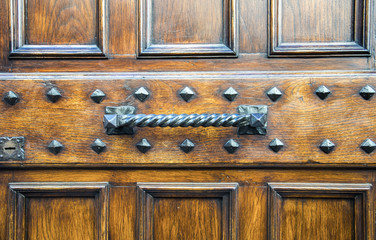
[0,137,25,161]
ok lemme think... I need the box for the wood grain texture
[109,187,136,240]
[281,0,353,43]
[281,198,354,240]
[151,0,224,45]
[153,198,222,240]
[1,0,376,238]
[0,171,12,240]
[1,169,375,239]
[7,56,373,72]
[137,182,238,240]
[9,0,107,58]
[26,0,97,45]
[138,0,238,57]
[0,73,375,167]
[8,182,109,240]
[269,0,370,56]
[0,0,374,68]
[268,183,372,240]
[238,186,267,240]
[27,197,96,240]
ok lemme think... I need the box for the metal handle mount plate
[103,105,268,135]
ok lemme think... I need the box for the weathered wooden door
[0,0,375,239]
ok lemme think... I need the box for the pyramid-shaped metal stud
[269,138,284,153]
[224,139,240,154]
[266,87,283,102]
[250,113,267,128]
[47,140,64,154]
[90,89,106,103]
[3,91,20,105]
[179,87,196,102]
[360,139,376,154]
[134,87,150,102]
[359,85,375,100]
[180,139,195,153]
[136,139,152,153]
[91,138,106,154]
[315,85,331,100]
[46,87,62,103]
[103,114,119,129]
[223,87,238,101]
[319,139,335,154]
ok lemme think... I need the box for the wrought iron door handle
[103,105,268,135]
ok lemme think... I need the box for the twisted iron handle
[103,105,268,135]
[117,113,249,128]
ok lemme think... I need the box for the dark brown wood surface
[0,73,375,167]
[0,169,374,239]
[26,0,97,45]
[0,0,374,68]
[1,0,376,238]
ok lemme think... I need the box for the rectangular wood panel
[268,183,372,240]
[138,0,238,57]
[137,182,238,240]
[27,197,96,240]
[9,0,108,58]
[269,0,370,56]
[8,182,109,240]
[26,0,97,45]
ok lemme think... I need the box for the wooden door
[0,0,375,239]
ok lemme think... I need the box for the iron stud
[46,88,62,103]
[266,87,283,102]
[90,89,106,103]
[224,139,240,154]
[179,87,196,102]
[315,85,331,100]
[360,139,376,154]
[359,85,375,100]
[180,139,195,153]
[47,140,64,154]
[134,87,150,102]
[223,87,239,101]
[319,139,335,154]
[269,138,284,152]
[136,139,152,153]
[3,91,20,105]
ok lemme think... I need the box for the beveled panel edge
[9,45,106,59]
[137,182,238,240]
[267,182,372,240]
[268,0,371,57]
[1,70,376,80]
[9,0,109,59]
[137,0,239,58]
[8,182,109,240]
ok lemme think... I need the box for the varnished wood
[8,182,109,240]
[0,169,374,240]
[268,183,372,240]
[269,0,370,56]
[137,183,238,240]
[9,0,107,58]
[138,0,238,57]
[0,0,374,69]
[0,73,375,167]
[1,0,376,238]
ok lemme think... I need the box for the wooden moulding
[137,182,239,239]
[8,182,109,240]
[9,0,108,59]
[268,0,370,57]
[137,0,239,58]
[268,182,372,239]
